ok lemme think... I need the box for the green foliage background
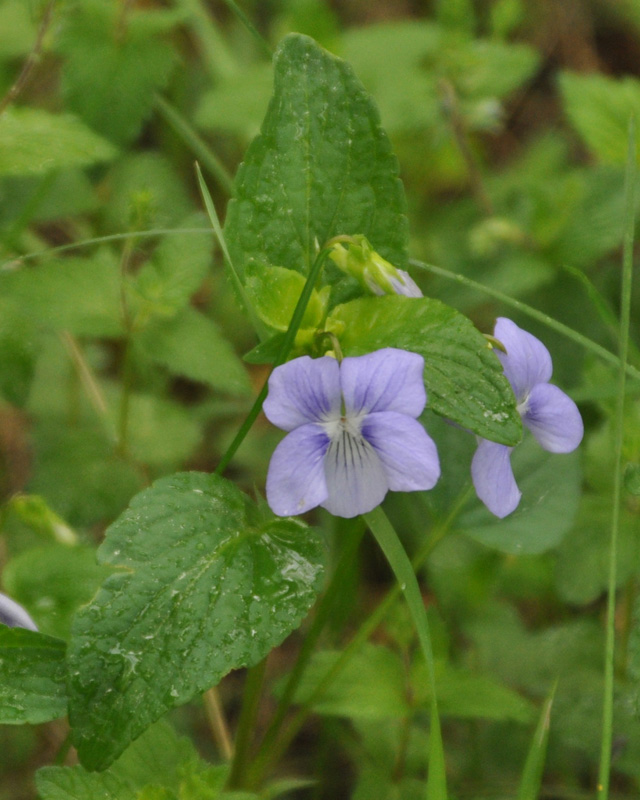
[0,0,639,798]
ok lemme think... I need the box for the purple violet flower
[0,592,38,631]
[472,317,584,518]
[264,348,440,518]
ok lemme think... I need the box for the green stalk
[175,0,237,80]
[597,118,637,800]
[516,681,556,800]
[155,94,235,196]
[410,259,640,384]
[116,235,137,457]
[195,165,269,343]
[4,228,212,267]
[220,0,272,59]
[215,244,332,475]
[227,657,268,787]
[363,506,447,800]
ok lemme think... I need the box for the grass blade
[597,116,637,800]
[516,682,556,800]
[195,163,269,342]
[364,506,447,800]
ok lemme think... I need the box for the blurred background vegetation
[1,0,640,798]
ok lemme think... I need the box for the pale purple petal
[522,383,584,453]
[390,270,423,298]
[494,318,552,402]
[471,439,521,518]
[322,430,388,518]
[340,348,426,418]
[362,412,440,491]
[266,424,330,516]
[263,356,341,431]
[0,592,37,631]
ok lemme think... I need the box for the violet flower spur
[472,317,584,518]
[263,348,441,518]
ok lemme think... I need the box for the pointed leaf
[224,33,408,279]
[67,472,325,770]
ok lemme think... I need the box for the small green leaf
[1,250,123,338]
[559,71,640,164]
[245,263,326,332]
[29,422,142,528]
[36,721,197,800]
[555,496,640,604]
[135,307,252,397]
[328,294,522,444]
[288,644,410,719]
[0,107,116,177]
[224,33,408,280]
[104,390,201,467]
[67,472,325,770]
[0,628,67,724]
[196,64,273,137]
[133,214,213,317]
[0,0,36,58]
[0,297,36,406]
[58,0,178,145]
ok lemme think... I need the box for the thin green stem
[1,227,212,268]
[228,657,268,787]
[155,94,235,196]
[220,0,272,58]
[597,118,637,800]
[439,80,494,217]
[116,236,136,457]
[0,0,56,116]
[195,165,269,342]
[411,259,640,384]
[176,0,237,80]
[215,246,331,476]
[202,687,234,761]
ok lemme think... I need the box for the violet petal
[362,411,440,491]
[266,423,330,516]
[340,348,426,418]
[471,438,521,518]
[523,382,584,453]
[494,318,552,402]
[0,592,38,631]
[322,429,388,518]
[263,356,341,432]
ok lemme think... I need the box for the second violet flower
[472,317,584,518]
[264,348,440,518]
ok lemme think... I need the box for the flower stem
[202,687,234,761]
[597,116,637,800]
[363,506,447,800]
[410,259,640,384]
[227,657,268,787]
[155,95,234,196]
[215,245,332,475]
